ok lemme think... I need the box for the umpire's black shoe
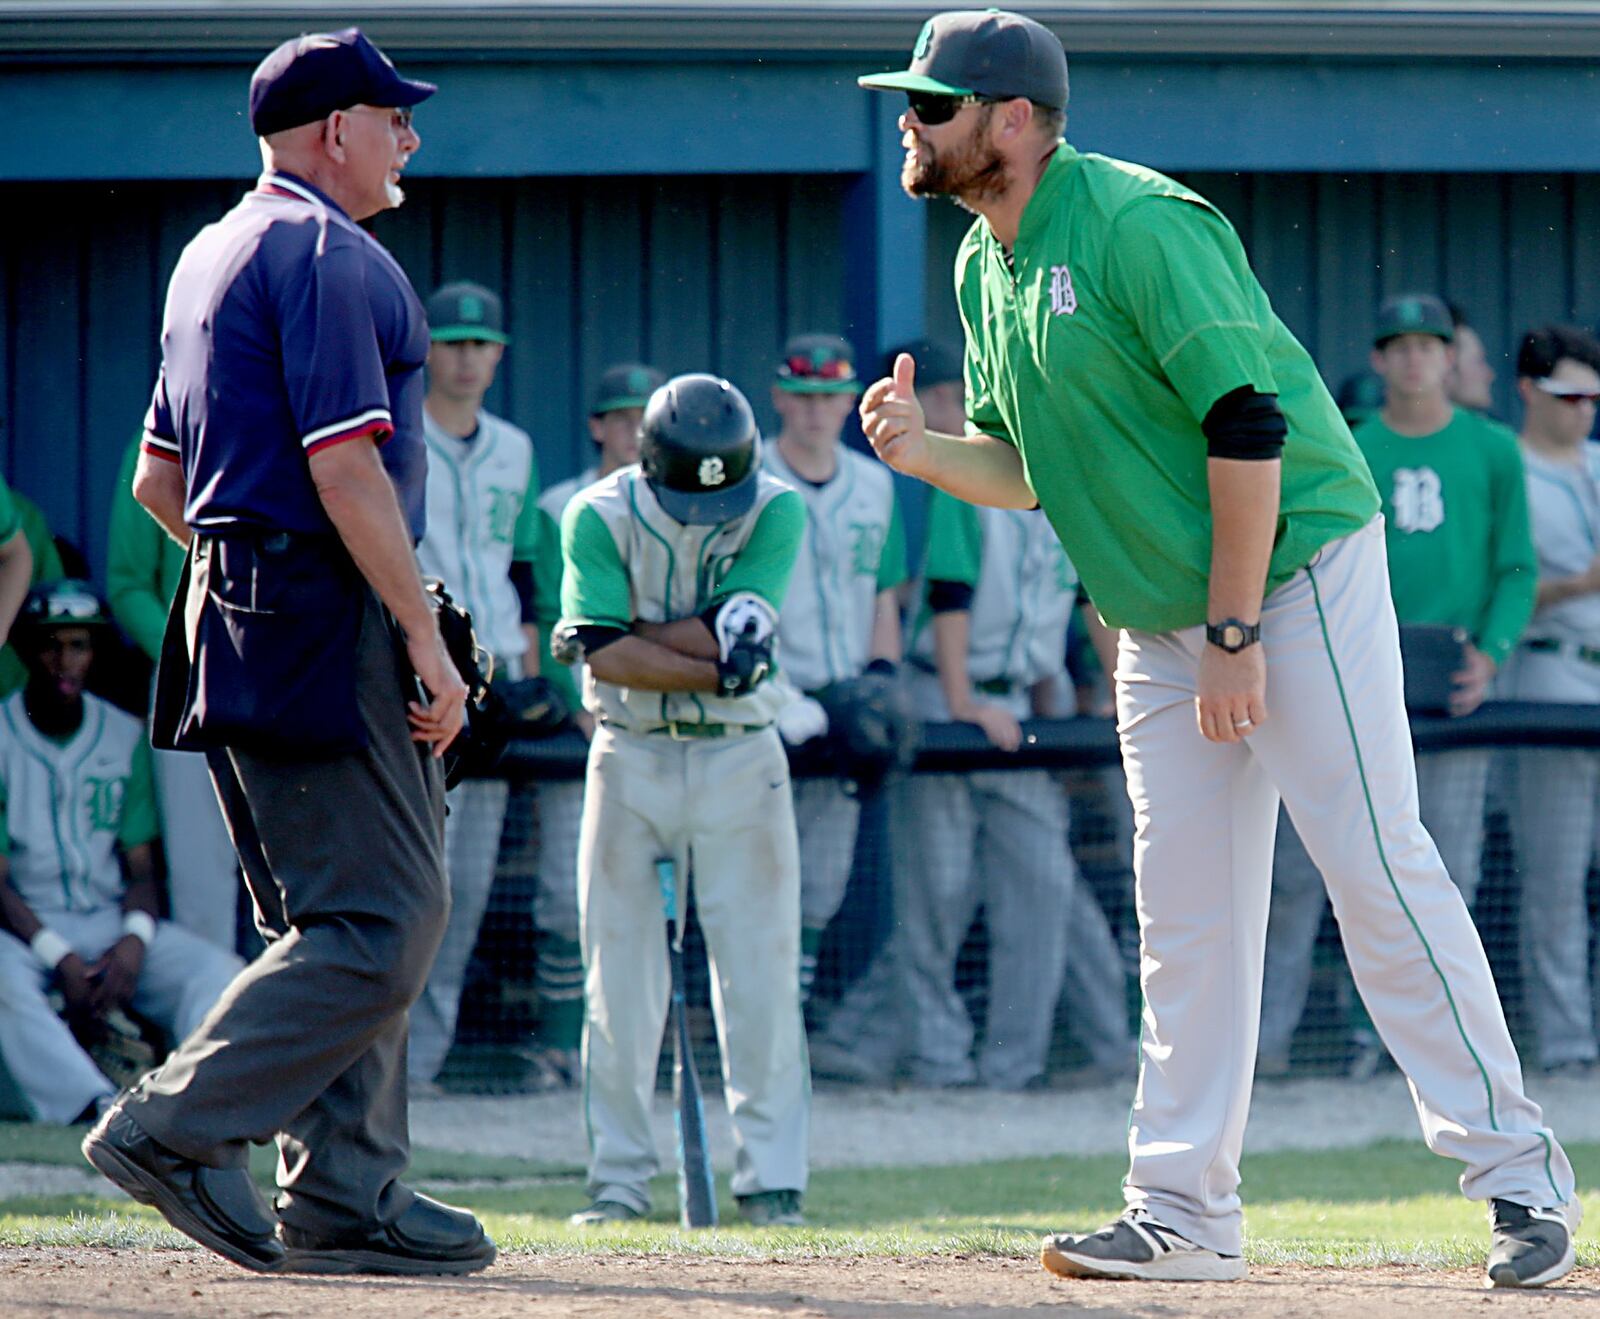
[280,1192,496,1276]
[82,1101,284,1273]
[1486,1198,1576,1288]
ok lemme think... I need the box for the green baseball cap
[1374,294,1454,348]
[776,333,859,394]
[858,9,1069,111]
[591,362,666,416]
[425,281,510,345]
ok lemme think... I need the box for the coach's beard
[901,117,1010,210]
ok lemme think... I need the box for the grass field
[0,1124,1594,1272]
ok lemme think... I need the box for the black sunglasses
[906,92,993,125]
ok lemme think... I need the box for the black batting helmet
[639,374,761,525]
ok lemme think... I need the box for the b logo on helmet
[698,456,727,487]
[914,18,935,60]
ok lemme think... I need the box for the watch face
[1222,624,1245,650]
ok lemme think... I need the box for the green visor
[857,71,975,96]
[430,325,511,345]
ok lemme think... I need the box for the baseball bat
[655,857,718,1228]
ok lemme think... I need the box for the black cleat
[1486,1198,1576,1288]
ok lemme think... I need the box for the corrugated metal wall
[924,170,1600,421]
[11,168,1600,588]
[1,174,847,584]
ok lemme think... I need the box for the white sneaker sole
[1042,1236,1247,1282]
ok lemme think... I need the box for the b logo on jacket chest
[1048,265,1077,317]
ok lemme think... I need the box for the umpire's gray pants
[896,769,1074,1090]
[124,591,449,1238]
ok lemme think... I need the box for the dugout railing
[437,704,1600,1091]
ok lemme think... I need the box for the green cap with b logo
[425,281,511,344]
[858,9,1069,110]
[1373,293,1454,348]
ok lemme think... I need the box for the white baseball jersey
[764,444,906,692]
[559,466,805,730]
[908,495,1079,717]
[1519,442,1600,645]
[0,692,158,916]
[418,407,540,663]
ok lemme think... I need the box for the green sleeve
[876,494,908,591]
[13,496,63,584]
[1478,432,1539,666]
[921,489,983,588]
[1104,196,1279,424]
[532,506,581,708]
[955,238,1017,446]
[106,437,172,661]
[0,475,18,544]
[117,737,160,850]
[709,488,806,611]
[511,447,543,562]
[560,501,632,628]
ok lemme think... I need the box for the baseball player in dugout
[80,30,495,1277]
[1499,325,1600,1078]
[1358,294,1536,903]
[763,332,907,1002]
[0,582,242,1126]
[555,374,810,1229]
[858,9,1579,1289]
[520,362,667,1090]
[408,279,542,1091]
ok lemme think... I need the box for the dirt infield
[1,1250,1595,1317]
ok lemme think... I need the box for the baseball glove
[815,670,920,795]
[424,579,507,789]
[494,674,570,737]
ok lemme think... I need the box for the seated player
[0,582,240,1123]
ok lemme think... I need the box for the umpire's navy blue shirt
[142,171,429,540]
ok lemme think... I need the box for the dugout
[3,1,1600,582]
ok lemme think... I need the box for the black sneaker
[1486,1199,1576,1288]
[736,1189,804,1227]
[1041,1208,1246,1282]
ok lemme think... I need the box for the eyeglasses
[347,105,414,132]
[906,92,994,126]
[1535,378,1600,405]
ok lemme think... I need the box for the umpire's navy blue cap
[249,28,436,137]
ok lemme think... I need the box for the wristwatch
[1205,617,1261,653]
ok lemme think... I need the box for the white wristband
[29,928,72,970]
[122,911,157,946]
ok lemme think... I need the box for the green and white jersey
[559,466,805,730]
[533,466,601,711]
[956,142,1379,634]
[418,408,540,663]
[908,492,1078,715]
[764,444,907,692]
[1354,408,1536,666]
[0,692,158,917]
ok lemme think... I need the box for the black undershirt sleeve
[509,560,536,624]
[572,624,626,656]
[1202,386,1288,460]
[927,580,976,614]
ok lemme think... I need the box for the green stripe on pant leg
[1307,566,1501,1129]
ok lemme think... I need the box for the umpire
[81,30,492,1277]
